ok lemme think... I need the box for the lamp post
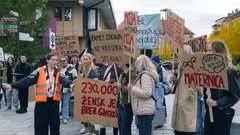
[10,10,20,59]
[160,8,168,60]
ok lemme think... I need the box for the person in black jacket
[204,40,239,135]
[14,55,32,113]
[2,53,74,135]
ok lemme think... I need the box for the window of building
[55,7,62,21]
[64,7,72,21]
[88,9,97,30]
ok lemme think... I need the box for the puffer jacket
[131,70,159,115]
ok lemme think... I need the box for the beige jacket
[131,70,158,115]
[171,68,198,132]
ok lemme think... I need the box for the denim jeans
[136,115,154,135]
[196,98,205,135]
[118,105,133,135]
[61,92,72,120]
[6,89,19,108]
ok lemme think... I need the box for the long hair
[6,56,15,70]
[210,40,232,66]
[135,55,158,76]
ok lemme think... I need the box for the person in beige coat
[127,55,159,135]
[171,44,200,135]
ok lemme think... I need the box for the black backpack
[153,61,163,82]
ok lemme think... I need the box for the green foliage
[0,0,51,63]
[209,19,240,59]
[236,65,240,76]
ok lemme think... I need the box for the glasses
[60,60,66,62]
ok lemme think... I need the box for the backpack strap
[139,73,157,102]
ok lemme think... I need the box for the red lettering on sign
[81,106,97,115]
[124,32,134,46]
[124,12,137,26]
[184,73,225,89]
[108,99,116,108]
[98,107,117,118]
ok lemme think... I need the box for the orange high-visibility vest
[35,67,61,102]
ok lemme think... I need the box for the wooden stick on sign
[170,51,175,93]
[113,63,119,83]
[128,56,131,103]
[207,88,214,122]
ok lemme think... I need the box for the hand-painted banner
[53,35,80,56]
[73,77,118,128]
[166,10,185,57]
[90,29,128,64]
[137,14,160,49]
[124,11,138,58]
[182,53,229,90]
[187,35,207,53]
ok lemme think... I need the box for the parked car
[162,61,178,70]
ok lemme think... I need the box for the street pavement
[0,81,239,135]
[0,95,174,135]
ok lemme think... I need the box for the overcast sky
[112,0,239,37]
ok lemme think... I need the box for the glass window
[88,9,96,29]
[55,7,62,21]
[64,7,72,21]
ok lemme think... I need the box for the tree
[0,0,51,63]
[209,19,240,59]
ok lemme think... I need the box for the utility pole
[10,10,20,59]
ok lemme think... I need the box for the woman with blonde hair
[204,40,239,135]
[127,55,159,135]
[79,53,99,134]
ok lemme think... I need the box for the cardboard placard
[28,85,35,101]
[53,35,80,56]
[90,30,128,65]
[137,14,160,49]
[73,77,118,128]
[166,10,185,57]
[124,11,138,58]
[182,53,229,90]
[187,35,208,53]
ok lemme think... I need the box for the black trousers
[34,98,60,135]
[175,130,195,135]
[204,107,234,135]
[18,88,29,109]
[100,127,118,135]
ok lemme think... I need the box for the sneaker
[80,127,88,134]
[63,119,68,124]
[5,107,11,111]
[12,107,18,111]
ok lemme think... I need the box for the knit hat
[152,55,160,63]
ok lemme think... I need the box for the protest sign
[124,11,138,58]
[187,35,207,53]
[90,29,128,65]
[166,10,185,57]
[137,14,160,49]
[182,53,228,90]
[53,35,80,56]
[74,77,118,127]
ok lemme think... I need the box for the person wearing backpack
[171,44,200,135]
[127,55,159,135]
[151,55,170,116]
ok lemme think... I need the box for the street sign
[1,24,18,29]
[10,10,19,17]
[1,17,17,22]
[19,36,34,41]
[19,32,30,38]
[1,29,17,33]
[49,31,56,49]
[20,20,37,25]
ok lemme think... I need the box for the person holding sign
[117,63,137,135]
[79,53,99,135]
[2,53,74,135]
[204,40,239,135]
[98,63,123,135]
[127,55,159,135]
[171,44,200,135]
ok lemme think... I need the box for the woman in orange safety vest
[2,53,74,135]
